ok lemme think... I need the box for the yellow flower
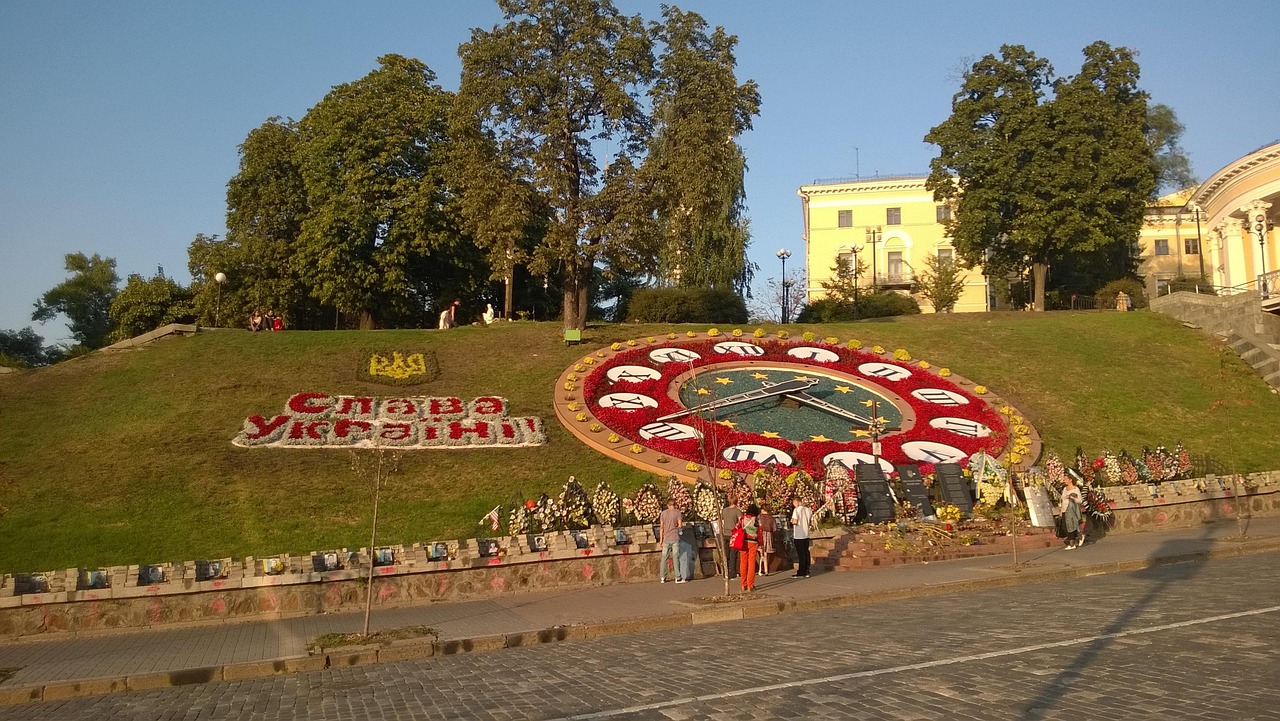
[563,381,576,391]
[566,401,580,412]
[802,331,816,342]
[974,385,987,394]
[732,328,743,337]
[589,423,602,433]
[940,368,951,377]
[567,373,578,382]
[893,348,911,361]
[685,462,701,472]
[872,345,885,354]
[575,412,589,422]
[718,468,733,480]
[847,339,862,349]
[610,342,623,351]
[753,328,766,338]
[708,328,720,337]
[582,357,595,365]
[1008,451,1023,464]
[607,432,620,443]
[657,455,670,463]
[574,364,586,373]
[646,336,656,343]
[824,336,839,345]
[596,351,606,357]
[777,330,789,340]
[918,360,931,369]
[626,339,637,346]
[667,332,677,340]
[629,443,644,454]
[686,331,697,337]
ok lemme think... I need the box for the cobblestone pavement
[4,549,1278,720]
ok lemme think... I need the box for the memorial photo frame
[428,542,449,561]
[572,531,590,549]
[530,534,548,552]
[138,565,166,586]
[195,560,225,582]
[373,547,396,566]
[614,528,631,546]
[478,539,500,557]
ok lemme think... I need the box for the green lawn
[1,311,1277,573]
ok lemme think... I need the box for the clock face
[555,332,1039,480]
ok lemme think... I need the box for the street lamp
[1252,209,1270,297]
[850,242,864,308]
[776,248,792,323]
[214,272,227,327]
[1188,202,1206,282]
[865,226,881,292]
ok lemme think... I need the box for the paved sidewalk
[1,516,1278,705]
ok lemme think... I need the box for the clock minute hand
[758,380,875,426]
[655,378,818,422]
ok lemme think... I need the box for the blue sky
[2,1,1277,342]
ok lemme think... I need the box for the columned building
[1183,141,1279,297]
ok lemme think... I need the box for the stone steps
[809,528,1057,572]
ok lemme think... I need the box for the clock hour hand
[759,381,874,426]
[655,378,818,422]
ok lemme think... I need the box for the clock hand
[758,381,874,426]
[655,378,819,422]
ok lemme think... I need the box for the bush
[1096,278,1147,310]
[1165,276,1217,296]
[795,292,921,323]
[626,287,748,324]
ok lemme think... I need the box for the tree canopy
[32,252,120,349]
[926,42,1157,309]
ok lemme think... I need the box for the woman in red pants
[738,504,761,592]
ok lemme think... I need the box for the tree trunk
[503,273,513,320]
[359,309,376,330]
[1032,262,1048,312]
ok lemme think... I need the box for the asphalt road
[5,550,1278,720]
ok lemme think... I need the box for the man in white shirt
[790,497,812,578]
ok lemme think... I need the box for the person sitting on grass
[248,309,263,332]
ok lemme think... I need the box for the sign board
[1023,485,1056,527]
[895,464,936,518]
[854,464,896,523]
[935,463,974,515]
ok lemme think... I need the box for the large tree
[643,6,761,295]
[1146,103,1196,195]
[108,268,195,341]
[32,252,119,348]
[295,54,458,329]
[926,42,1156,310]
[456,0,655,330]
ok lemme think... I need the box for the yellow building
[797,175,990,313]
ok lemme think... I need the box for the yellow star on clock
[717,419,738,429]
[851,429,872,438]
[792,375,812,382]
[696,388,712,396]
[861,399,876,407]
[833,385,853,394]
[750,372,769,380]
[714,377,734,385]
[809,434,832,442]
[760,431,781,439]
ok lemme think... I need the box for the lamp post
[851,242,864,308]
[1253,209,1270,297]
[865,226,881,292]
[776,248,792,323]
[214,272,227,327]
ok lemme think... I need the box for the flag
[478,505,501,531]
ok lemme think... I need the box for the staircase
[1151,291,1280,392]
[811,526,1057,572]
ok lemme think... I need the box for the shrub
[1096,278,1147,309]
[795,292,921,323]
[626,287,748,324]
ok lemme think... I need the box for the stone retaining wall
[1,472,1276,640]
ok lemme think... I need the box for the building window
[1184,238,1200,255]
[1154,239,1169,256]
[937,248,954,264]
[887,251,903,280]
[886,207,902,225]
[936,205,952,223]
[837,251,852,269]
[837,209,853,228]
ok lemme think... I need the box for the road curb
[3,539,1278,707]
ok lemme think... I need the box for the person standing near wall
[738,504,761,592]
[720,501,741,579]
[790,497,812,578]
[658,499,685,583]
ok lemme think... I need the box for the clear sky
[2,1,1277,342]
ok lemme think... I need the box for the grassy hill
[2,311,1278,573]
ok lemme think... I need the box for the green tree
[819,254,867,304]
[644,6,760,294]
[456,0,655,330]
[108,268,195,341]
[224,117,313,324]
[925,42,1156,311]
[1146,103,1196,194]
[911,255,967,312]
[0,327,57,367]
[295,54,458,329]
[32,252,119,348]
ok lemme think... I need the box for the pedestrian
[658,499,685,583]
[738,504,761,592]
[790,497,812,578]
[1058,472,1085,549]
[720,501,741,579]
[757,507,777,576]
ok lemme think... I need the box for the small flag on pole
[478,505,501,531]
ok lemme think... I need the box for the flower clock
[554,331,1040,480]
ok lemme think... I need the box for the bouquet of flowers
[691,480,720,522]
[559,476,592,530]
[508,503,530,535]
[1174,441,1192,477]
[531,493,559,533]
[632,483,663,523]
[1118,450,1140,485]
[787,470,820,512]
[1142,446,1164,483]
[1102,450,1122,486]
[727,472,754,508]
[666,476,693,513]
[1044,452,1066,486]
[1075,446,1095,484]
[935,502,963,523]
[592,481,621,526]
